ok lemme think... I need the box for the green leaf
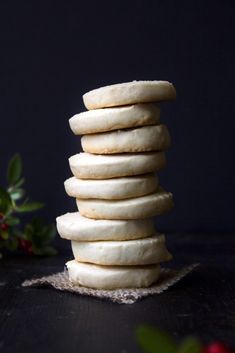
[13,178,25,188]
[41,224,56,241]
[7,154,22,185]
[178,337,202,353]
[24,223,34,239]
[0,231,9,240]
[16,201,44,213]
[0,186,12,213]
[12,228,23,238]
[30,217,43,232]
[6,237,18,251]
[6,216,20,226]
[27,218,57,255]
[9,188,25,201]
[136,325,177,353]
[33,245,57,256]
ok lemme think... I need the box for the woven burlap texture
[22,263,198,304]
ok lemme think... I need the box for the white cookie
[69,152,166,179]
[71,234,172,266]
[81,125,171,154]
[76,190,174,220]
[69,103,160,135]
[64,174,158,200]
[83,80,176,109]
[56,212,155,241]
[66,260,161,289]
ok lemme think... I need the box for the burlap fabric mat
[22,263,198,304]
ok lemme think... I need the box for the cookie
[66,260,161,289]
[81,125,171,154]
[83,80,176,109]
[56,212,155,241]
[69,103,160,135]
[64,174,158,200]
[71,234,172,266]
[76,190,174,220]
[69,152,166,179]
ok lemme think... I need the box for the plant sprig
[0,154,57,258]
[135,325,232,353]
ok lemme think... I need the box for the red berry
[19,239,28,248]
[0,213,4,220]
[204,342,232,353]
[1,223,8,231]
[27,246,33,255]
[19,239,33,253]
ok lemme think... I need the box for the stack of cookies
[56,80,176,290]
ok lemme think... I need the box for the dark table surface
[0,233,234,353]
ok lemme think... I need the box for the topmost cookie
[83,80,176,110]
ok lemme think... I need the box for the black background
[0,0,234,233]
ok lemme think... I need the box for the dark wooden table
[0,233,234,353]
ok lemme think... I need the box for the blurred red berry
[0,213,4,220]
[27,246,33,255]
[19,239,33,254]
[204,342,232,353]
[1,223,8,231]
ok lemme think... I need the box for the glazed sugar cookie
[71,234,172,266]
[56,212,155,241]
[76,190,174,220]
[83,80,176,109]
[64,174,158,200]
[69,152,166,179]
[69,103,160,135]
[66,260,161,289]
[81,125,171,154]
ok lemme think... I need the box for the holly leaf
[7,154,22,186]
[136,325,177,353]
[178,337,202,353]
[16,201,44,213]
[0,186,12,213]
